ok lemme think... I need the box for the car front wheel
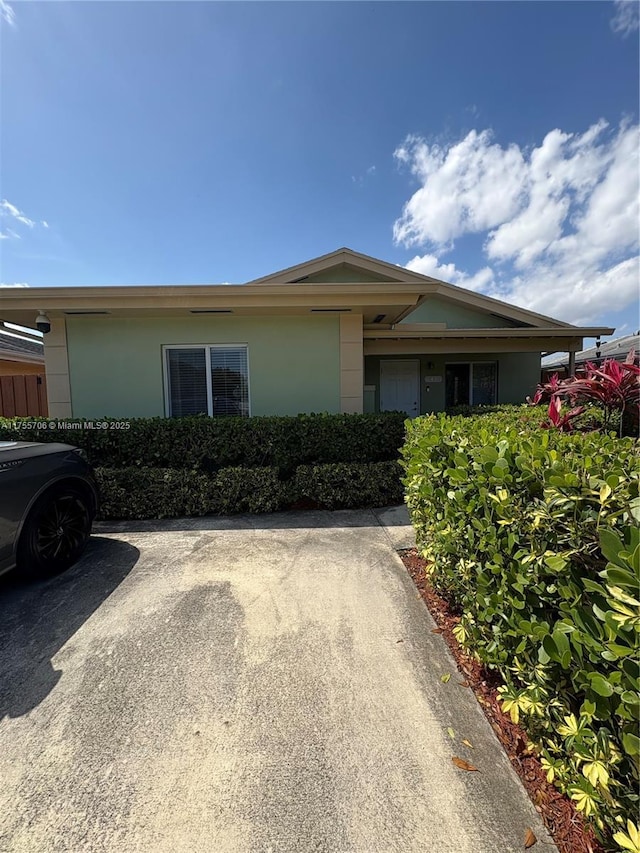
[18,487,92,578]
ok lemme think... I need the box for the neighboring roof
[0,328,45,364]
[0,248,614,340]
[542,333,639,369]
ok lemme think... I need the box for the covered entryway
[445,362,497,407]
[380,359,419,417]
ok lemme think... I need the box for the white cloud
[1,199,35,228]
[0,228,21,240]
[352,165,377,186]
[611,0,640,36]
[494,255,640,327]
[563,122,640,260]
[393,131,527,247]
[393,121,640,325]
[485,121,614,268]
[0,0,15,26]
[0,282,30,288]
[406,253,494,292]
[41,220,49,229]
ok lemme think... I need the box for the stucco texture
[66,315,340,418]
[401,296,522,329]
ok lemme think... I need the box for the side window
[164,345,250,417]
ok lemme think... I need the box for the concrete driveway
[0,508,555,853]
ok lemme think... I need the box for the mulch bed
[399,548,605,853]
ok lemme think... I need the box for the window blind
[210,347,249,416]
[166,348,208,416]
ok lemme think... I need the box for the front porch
[363,352,542,416]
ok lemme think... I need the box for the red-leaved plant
[542,396,586,432]
[530,349,640,435]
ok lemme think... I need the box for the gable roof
[248,247,574,330]
[248,247,427,285]
[0,248,614,341]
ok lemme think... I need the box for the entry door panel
[380,360,420,416]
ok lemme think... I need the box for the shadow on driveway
[94,505,410,535]
[0,536,139,720]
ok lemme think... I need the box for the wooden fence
[0,374,48,418]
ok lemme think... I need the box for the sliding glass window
[164,345,249,417]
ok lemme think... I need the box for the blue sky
[1,0,638,341]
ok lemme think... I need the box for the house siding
[364,352,540,414]
[66,315,341,418]
[401,296,523,329]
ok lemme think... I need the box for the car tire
[17,486,93,579]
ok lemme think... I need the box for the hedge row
[401,408,639,848]
[0,412,406,474]
[95,461,404,519]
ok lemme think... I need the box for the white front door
[380,360,420,416]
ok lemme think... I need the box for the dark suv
[0,441,98,579]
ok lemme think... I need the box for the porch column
[568,350,576,378]
[44,317,73,418]
[339,314,363,413]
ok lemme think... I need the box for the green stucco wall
[305,263,392,283]
[401,296,522,329]
[66,315,340,418]
[364,352,541,414]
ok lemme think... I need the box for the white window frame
[162,344,251,417]
[445,361,498,406]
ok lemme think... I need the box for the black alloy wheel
[19,488,92,578]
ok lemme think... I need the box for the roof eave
[363,326,615,340]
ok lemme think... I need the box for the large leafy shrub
[401,409,639,849]
[0,412,406,473]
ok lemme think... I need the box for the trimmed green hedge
[0,412,406,474]
[95,461,403,520]
[445,403,544,422]
[401,408,639,847]
[95,466,284,519]
[294,461,404,510]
